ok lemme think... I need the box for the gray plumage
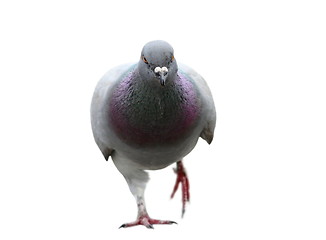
[91,40,216,228]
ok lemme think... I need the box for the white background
[1,0,325,239]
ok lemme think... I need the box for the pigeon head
[138,40,178,86]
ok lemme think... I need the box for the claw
[146,224,154,229]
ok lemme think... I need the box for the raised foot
[171,161,190,217]
[119,214,177,229]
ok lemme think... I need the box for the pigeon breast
[108,68,202,147]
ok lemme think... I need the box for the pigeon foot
[171,161,190,217]
[119,214,177,229]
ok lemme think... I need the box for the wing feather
[179,64,216,144]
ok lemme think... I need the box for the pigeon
[91,40,216,229]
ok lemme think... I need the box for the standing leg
[113,154,176,229]
[119,195,176,229]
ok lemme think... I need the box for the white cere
[154,66,169,73]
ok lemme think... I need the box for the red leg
[119,196,177,229]
[171,161,190,217]
[119,214,176,229]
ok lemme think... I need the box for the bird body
[91,41,216,228]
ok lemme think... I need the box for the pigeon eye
[142,56,148,64]
[171,55,175,61]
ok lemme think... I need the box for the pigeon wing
[90,63,135,160]
[179,63,216,144]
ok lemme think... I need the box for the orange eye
[171,55,175,61]
[142,56,148,64]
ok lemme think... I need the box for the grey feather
[90,40,216,226]
[178,63,216,144]
[91,62,216,163]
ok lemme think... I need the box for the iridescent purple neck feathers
[109,68,201,146]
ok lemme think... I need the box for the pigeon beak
[159,72,167,86]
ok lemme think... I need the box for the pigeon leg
[171,160,190,217]
[119,196,177,229]
[113,155,176,229]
